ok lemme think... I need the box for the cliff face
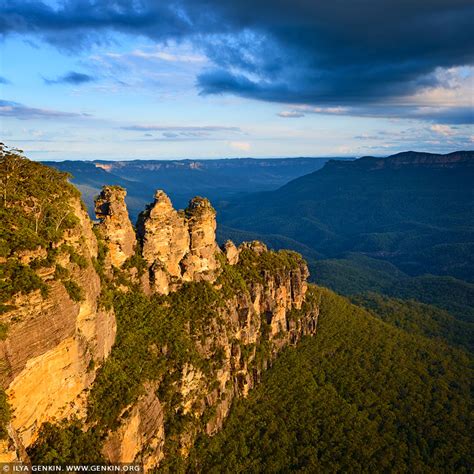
[100,244,317,469]
[0,197,116,461]
[0,159,318,469]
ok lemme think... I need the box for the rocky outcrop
[181,197,220,282]
[95,186,136,268]
[223,240,239,265]
[0,197,116,459]
[136,191,190,294]
[1,174,318,469]
[137,191,220,294]
[103,382,165,470]
[102,245,318,468]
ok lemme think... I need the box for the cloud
[0,76,10,84]
[229,141,251,151]
[430,124,456,136]
[2,0,473,121]
[43,71,96,85]
[0,99,91,119]
[282,103,473,125]
[123,124,243,141]
[122,125,241,133]
[130,49,206,63]
[277,111,305,118]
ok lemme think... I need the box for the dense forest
[27,285,474,472]
[187,287,473,473]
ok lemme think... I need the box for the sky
[0,0,473,160]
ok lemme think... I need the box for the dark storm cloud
[286,104,474,125]
[2,0,473,117]
[43,71,96,85]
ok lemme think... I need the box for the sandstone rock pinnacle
[95,186,136,267]
[137,190,190,292]
[137,192,221,293]
[223,240,239,265]
[181,197,220,281]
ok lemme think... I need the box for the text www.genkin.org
[1,464,143,473]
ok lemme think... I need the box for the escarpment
[0,161,116,461]
[1,152,319,469]
[94,244,318,469]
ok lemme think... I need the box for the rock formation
[0,170,318,469]
[0,197,116,461]
[223,240,239,265]
[95,186,136,268]
[136,191,220,294]
[181,197,220,281]
[100,245,317,468]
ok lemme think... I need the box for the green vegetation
[0,389,10,439]
[311,254,474,322]
[62,280,85,303]
[188,287,473,473]
[0,146,80,256]
[62,244,88,270]
[352,292,474,352]
[0,146,81,308]
[28,421,104,464]
[0,260,48,311]
[88,278,234,431]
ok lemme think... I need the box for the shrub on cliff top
[0,260,48,308]
[0,146,80,257]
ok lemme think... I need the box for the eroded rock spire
[95,186,136,268]
[137,191,220,293]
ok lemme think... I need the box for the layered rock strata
[0,198,116,461]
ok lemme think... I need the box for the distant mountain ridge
[45,157,352,221]
[217,151,474,319]
[326,151,474,170]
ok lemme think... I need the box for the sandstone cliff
[1,154,318,469]
[0,196,116,461]
[85,234,317,468]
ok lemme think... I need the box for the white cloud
[130,49,206,63]
[430,124,456,136]
[277,111,305,118]
[229,141,251,151]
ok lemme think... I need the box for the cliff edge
[0,149,319,469]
